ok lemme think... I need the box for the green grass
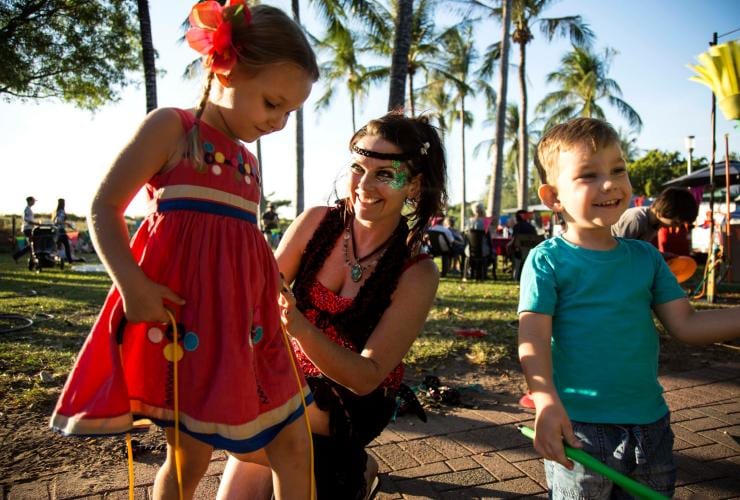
[4,249,734,412]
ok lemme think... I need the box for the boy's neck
[562,226,617,250]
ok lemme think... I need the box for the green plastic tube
[518,425,669,500]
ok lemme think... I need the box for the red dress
[50,109,310,452]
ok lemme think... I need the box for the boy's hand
[533,394,582,470]
[121,277,185,324]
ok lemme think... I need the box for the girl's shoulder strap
[171,108,197,133]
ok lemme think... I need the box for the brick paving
[3,361,738,499]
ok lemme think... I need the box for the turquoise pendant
[351,263,363,282]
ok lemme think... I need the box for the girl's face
[550,141,631,232]
[216,62,313,142]
[348,135,419,224]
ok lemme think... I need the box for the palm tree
[475,103,540,209]
[618,127,641,163]
[475,0,512,222]
[313,23,385,133]
[418,78,454,141]
[369,0,442,116]
[388,0,413,110]
[136,0,157,113]
[290,0,307,216]
[536,46,643,132]
[510,0,593,209]
[433,24,488,231]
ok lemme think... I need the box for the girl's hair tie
[185,0,252,76]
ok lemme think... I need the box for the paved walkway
[5,361,739,499]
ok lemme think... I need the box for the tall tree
[370,0,441,116]
[1,1,141,110]
[291,0,307,216]
[510,0,593,209]
[477,0,512,222]
[388,0,413,110]
[536,46,642,132]
[313,22,385,133]
[136,0,157,113]
[434,24,487,231]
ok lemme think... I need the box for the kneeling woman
[217,112,448,499]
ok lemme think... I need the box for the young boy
[518,117,740,498]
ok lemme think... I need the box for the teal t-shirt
[518,236,686,424]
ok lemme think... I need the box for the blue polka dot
[203,142,215,153]
[238,163,246,175]
[183,331,199,351]
[252,326,263,344]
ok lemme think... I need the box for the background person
[53,198,74,263]
[217,111,448,500]
[261,202,280,246]
[611,187,699,246]
[12,196,37,263]
[50,3,319,498]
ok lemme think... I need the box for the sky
[1,0,739,219]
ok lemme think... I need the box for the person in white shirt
[12,196,37,263]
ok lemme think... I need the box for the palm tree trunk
[351,93,357,134]
[517,40,528,210]
[292,0,305,216]
[486,0,512,222]
[387,0,413,111]
[136,0,157,113]
[460,99,467,233]
[408,71,415,117]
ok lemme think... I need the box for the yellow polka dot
[215,152,225,163]
[245,164,252,174]
[163,343,184,362]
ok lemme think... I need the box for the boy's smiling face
[540,140,632,234]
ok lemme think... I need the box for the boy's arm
[518,311,581,469]
[654,297,740,344]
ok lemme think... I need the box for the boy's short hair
[535,117,621,185]
[651,187,699,223]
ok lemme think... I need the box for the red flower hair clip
[186,0,252,76]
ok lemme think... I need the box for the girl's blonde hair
[187,4,319,168]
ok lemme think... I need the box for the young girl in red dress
[50,2,318,498]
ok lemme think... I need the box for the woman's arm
[89,108,186,323]
[280,257,439,395]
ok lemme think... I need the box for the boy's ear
[538,184,562,212]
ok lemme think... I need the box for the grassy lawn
[0,253,523,412]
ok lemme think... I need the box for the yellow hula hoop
[278,313,316,500]
[164,309,185,500]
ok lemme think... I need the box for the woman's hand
[120,276,185,324]
[278,285,312,340]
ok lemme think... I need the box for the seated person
[611,187,698,252]
[443,216,465,274]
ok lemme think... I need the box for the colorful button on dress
[50,109,311,452]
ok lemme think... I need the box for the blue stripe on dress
[158,199,257,224]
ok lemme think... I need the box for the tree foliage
[0,0,142,110]
[627,149,706,196]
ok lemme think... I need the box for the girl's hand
[120,277,185,324]
[532,394,582,470]
[278,286,311,340]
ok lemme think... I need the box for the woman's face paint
[389,159,408,189]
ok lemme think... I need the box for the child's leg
[152,429,214,500]
[264,416,313,500]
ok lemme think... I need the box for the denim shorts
[545,412,675,499]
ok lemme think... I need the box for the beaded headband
[351,141,431,162]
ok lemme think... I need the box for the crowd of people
[15,2,736,499]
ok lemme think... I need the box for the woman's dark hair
[348,111,448,253]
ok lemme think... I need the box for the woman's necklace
[343,220,394,283]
